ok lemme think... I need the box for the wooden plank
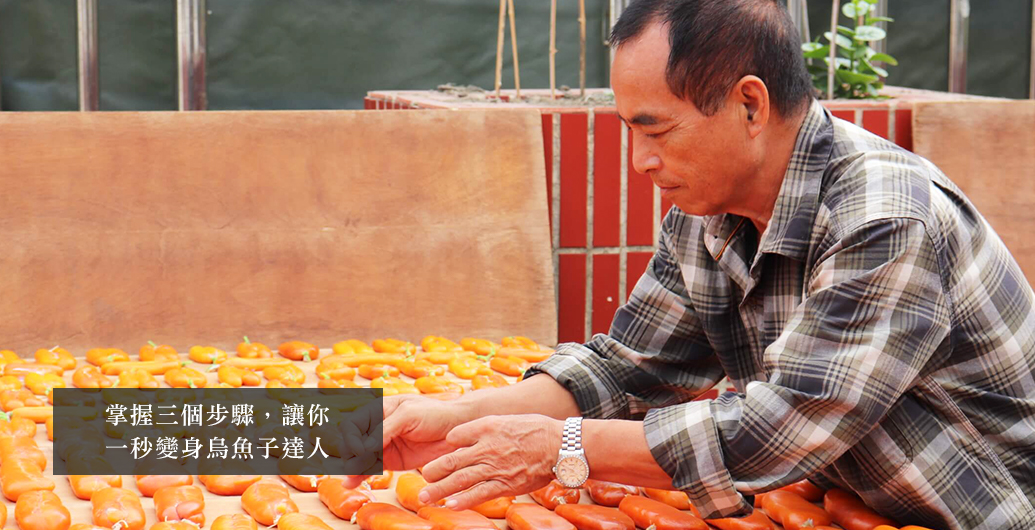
[0,109,557,350]
[912,101,1035,282]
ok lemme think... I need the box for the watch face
[555,456,589,487]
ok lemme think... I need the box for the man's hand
[418,414,563,510]
[339,393,480,487]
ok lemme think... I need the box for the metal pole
[607,0,629,65]
[787,0,809,43]
[799,0,811,44]
[871,0,887,55]
[1030,0,1034,99]
[77,0,99,111]
[948,0,970,93]
[177,0,207,110]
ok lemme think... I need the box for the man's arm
[644,217,952,519]
[455,373,581,420]
[522,212,726,421]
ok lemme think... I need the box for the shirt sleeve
[524,214,725,420]
[642,217,953,519]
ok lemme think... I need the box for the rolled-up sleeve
[526,214,724,420]
[641,218,952,519]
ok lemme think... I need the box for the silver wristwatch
[552,417,590,488]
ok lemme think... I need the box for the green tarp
[0,0,1030,111]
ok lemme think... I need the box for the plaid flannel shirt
[526,100,1035,530]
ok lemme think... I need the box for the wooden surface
[912,100,1035,282]
[0,110,556,351]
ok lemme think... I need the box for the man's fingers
[383,394,410,417]
[366,421,385,453]
[341,452,380,475]
[441,480,508,511]
[344,431,366,457]
[420,464,493,506]
[379,404,412,450]
[339,411,374,457]
[445,416,492,447]
[339,475,370,489]
[421,446,477,483]
[361,458,384,476]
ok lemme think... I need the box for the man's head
[610,0,812,220]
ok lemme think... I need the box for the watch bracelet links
[562,417,583,451]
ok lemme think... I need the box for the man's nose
[630,134,661,175]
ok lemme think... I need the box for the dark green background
[0,0,1031,111]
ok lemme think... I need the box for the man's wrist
[454,394,485,424]
[582,418,675,489]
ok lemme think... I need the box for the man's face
[611,23,752,217]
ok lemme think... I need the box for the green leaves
[842,2,871,19]
[862,58,888,78]
[823,31,854,50]
[870,53,899,66]
[801,42,829,59]
[854,25,887,41]
[806,0,896,100]
[836,70,879,85]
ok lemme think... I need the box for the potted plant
[802,0,899,100]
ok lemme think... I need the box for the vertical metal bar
[607,0,628,65]
[177,0,207,110]
[948,0,970,93]
[799,0,811,44]
[1030,0,1034,99]
[871,0,887,55]
[787,0,807,43]
[77,0,99,111]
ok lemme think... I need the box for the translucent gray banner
[52,388,383,475]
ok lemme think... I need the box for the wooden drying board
[0,110,557,351]
[912,100,1035,283]
[30,352,591,530]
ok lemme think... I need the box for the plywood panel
[912,101,1035,282]
[0,110,556,350]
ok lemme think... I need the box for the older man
[351,1,1035,528]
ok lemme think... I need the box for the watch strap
[561,417,583,452]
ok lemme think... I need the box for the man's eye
[645,131,664,139]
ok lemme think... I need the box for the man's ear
[731,75,769,138]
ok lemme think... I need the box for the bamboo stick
[507,0,521,100]
[579,0,586,97]
[495,0,507,99]
[550,0,557,99]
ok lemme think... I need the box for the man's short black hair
[611,0,813,118]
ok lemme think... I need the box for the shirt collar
[703,99,834,263]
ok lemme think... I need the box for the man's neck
[739,108,810,238]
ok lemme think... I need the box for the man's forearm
[455,373,581,420]
[447,373,675,489]
[584,418,675,489]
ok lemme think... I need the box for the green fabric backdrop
[0,0,1030,111]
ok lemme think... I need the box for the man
[346,1,1035,528]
